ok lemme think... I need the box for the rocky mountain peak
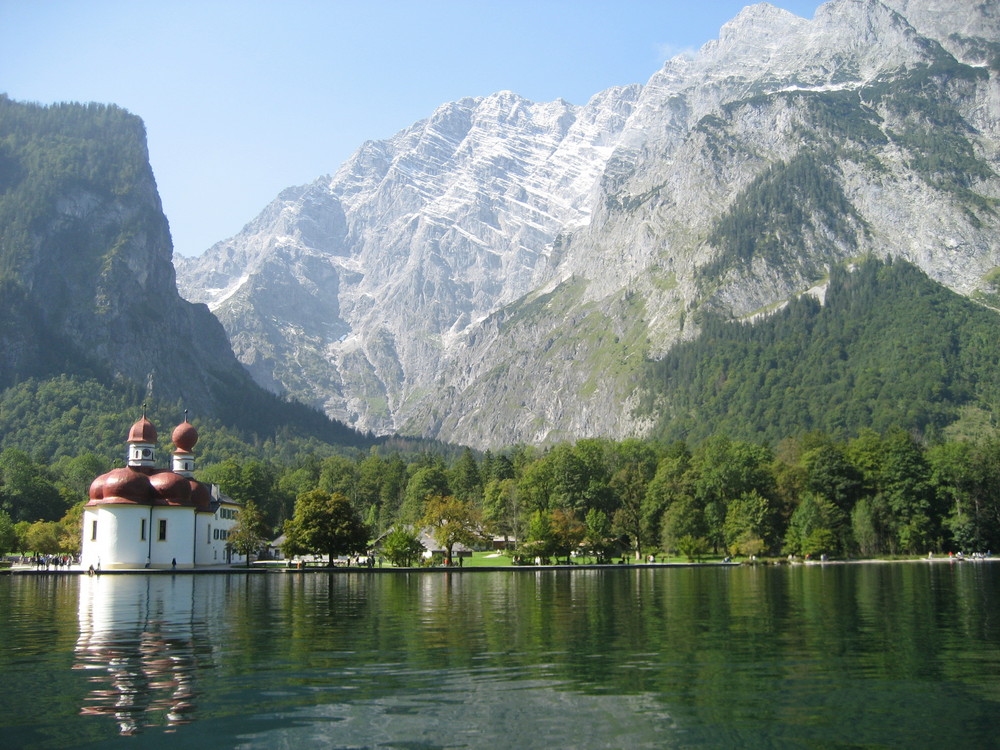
[716,2,810,50]
[176,0,1000,448]
[880,0,1000,64]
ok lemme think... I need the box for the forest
[3,424,999,565]
[641,258,1000,445]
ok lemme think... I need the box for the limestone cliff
[177,0,1000,448]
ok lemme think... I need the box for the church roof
[171,420,198,453]
[127,416,157,444]
[86,414,214,508]
[88,467,161,506]
[86,466,216,509]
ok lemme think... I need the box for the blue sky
[1,0,823,258]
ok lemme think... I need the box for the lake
[1,562,998,749]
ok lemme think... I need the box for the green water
[1,563,998,749]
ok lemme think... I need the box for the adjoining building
[80,414,244,569]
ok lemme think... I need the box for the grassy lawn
[461,551,731,566]
[462,551,513,567]
[362,550,734,569]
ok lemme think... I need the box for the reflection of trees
[57,565,999,745]
[74,576,210,736]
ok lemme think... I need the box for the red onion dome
[150,470,194,506]
[88,474,106,501]
[87,467,156,506]
[127,416,158,444]
[171,420,199,452]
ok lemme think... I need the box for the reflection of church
[81,415,244,569]
[75,575,210,735]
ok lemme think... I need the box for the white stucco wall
[148,507,196,569]
[80,494,247,569]
[81,506,155,570]
[198,501,245,565]
[81,505,206,569]
[194,511,215,566]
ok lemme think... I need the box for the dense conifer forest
[641,258,1000,445]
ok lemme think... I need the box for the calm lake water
[1,563,998,749]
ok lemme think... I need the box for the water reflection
[74,575,208,735]
[18,564,995,748]
[239,672,677,749]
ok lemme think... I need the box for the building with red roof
[80,414,244,569]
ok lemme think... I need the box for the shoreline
[2,561,737,575]
[3,555,995,576]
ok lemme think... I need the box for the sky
[1,0,824,258]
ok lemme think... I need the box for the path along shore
[3,554,995,575]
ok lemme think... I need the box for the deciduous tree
[229,500,270,566]
[609,442,657,559]
[550,508,585,563]
[661,495,706,555]
[0,449,65,522]
[583,508,613,563]
[282,490,369,565]
[783,493,844,557]
[0,510,16,554]
[420,495,483,564]
[381,525,424,567]
[23,520,61,555]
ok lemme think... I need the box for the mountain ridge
[177,0,1000,448]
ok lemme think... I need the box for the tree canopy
[282,490,369,564]
[420,495,484,564]
[228,500,270,566]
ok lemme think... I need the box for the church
[80,414,244,569]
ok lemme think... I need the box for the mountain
[177,87,640,436]
[177,0,1000,449]
[0,95,366,449]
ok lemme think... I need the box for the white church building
[80,414,245,569]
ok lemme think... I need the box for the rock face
[0,97,360,445]
[178,87,642,434]
[0,99,236,409]
[177,0,1000,448]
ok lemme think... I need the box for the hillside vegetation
[641,258,1000,444]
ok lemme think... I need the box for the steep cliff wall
[0,96,363,445]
